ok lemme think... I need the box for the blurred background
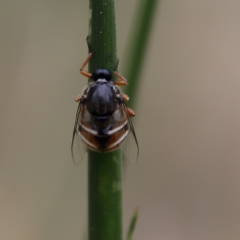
[1,0,240,239]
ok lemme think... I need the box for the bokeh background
[1,0,240,239]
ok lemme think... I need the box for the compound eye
[92,68,112,81]
[102,69,112,80]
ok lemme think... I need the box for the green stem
[88,1,122,240]
[88,0,117,71]
[88,151,122,240]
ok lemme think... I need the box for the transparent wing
[71,102,87,164]
[119,102,139,163]
[71,99,139,163]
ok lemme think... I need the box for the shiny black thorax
[86,81,119,116]
[82,68,122,134]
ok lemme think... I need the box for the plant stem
[87,1,122,240]
[88,0,117,72]
[88,151,122,240]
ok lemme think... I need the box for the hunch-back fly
[71,52,139,163]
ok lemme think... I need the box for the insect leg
[127,108,135,117]
[80,53,93,78]
[113,71,128,86]
[121,92,130,101]
[75,94,83,102]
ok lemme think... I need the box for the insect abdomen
[79,116,128,152]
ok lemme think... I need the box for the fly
[71,52,139,163]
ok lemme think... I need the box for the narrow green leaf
[126,209,139,240]
[123,0,159,108]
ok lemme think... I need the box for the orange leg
[75,94,82,102]
[80,53,93,78]
[113,71,128,86]
[127,108,135,117]
[121,92,130,101]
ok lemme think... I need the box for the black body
[72,67,138,161]
[86,81,119,117]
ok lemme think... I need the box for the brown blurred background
[1,0,240,239]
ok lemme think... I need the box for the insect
[71,52,139,162]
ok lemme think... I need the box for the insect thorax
[85,81,120,117]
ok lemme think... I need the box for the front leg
[80,53,93,78]
[113,71,128,86]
